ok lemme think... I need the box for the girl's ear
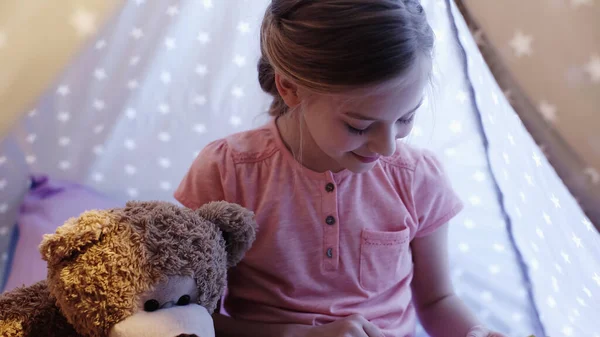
[275,73,301,108]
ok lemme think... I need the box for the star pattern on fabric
[70,8,97,37]
[509,31,534,57]
[538,101,557,123]
[571,0,594,7]
[585,54,600,83]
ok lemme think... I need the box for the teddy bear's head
[38,200,256,337]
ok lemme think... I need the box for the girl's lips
[352,152,380,163]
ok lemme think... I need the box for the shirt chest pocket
[359,228,411,293]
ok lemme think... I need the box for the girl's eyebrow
[344,98,424,121]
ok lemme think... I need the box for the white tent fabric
[0,1,598,336]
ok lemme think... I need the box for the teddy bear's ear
[39,210,116,266]
[196,201,257,268]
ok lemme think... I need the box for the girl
[175,1,508,336]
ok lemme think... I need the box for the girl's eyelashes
[398,113,416,124]
[346,124,367,135]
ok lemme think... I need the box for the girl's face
[299,56,431,173]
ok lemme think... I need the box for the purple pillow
[1,175,122,293]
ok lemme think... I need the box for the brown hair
[258,0,435,116]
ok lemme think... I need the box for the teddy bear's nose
[175,335,198,337]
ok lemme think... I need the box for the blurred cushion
[1,174,122,293]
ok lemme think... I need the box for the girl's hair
[258,0,435,116]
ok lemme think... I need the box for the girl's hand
[466,325,508,337]
[301,314,384,337]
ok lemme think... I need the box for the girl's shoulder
[204,123,280,165]
[379,142,443,174]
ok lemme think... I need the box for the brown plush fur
[0,200,256,337]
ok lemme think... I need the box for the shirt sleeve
[412,150,464,238]
[174,139,237,210]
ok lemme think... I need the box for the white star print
[165,38,176,50]
[92,172,104,182]
[507,133,515,145]
[57,85,71,96]
[134,0,145,5]
[543,212,552,225]
[503,152,510,165]
[468,195,482,206]
[130,56,141,66]
[0,30,6,49]
[458,243,469,252]
[571,0,594,7]
[160,71,172,84]
[158,132,171,142]
[56,111,69,122]
[70,8,97,37]
[193,95,207,106]
[538,100,557,123]
[473,171,486,182]
[585,54,600,83]
[166,6,179,16]
[550,194,561,208]
[491,92,499,105]
[229,116,242,127]
[520,191,526,203]
[93,145,104,155]
[536,227,544,239]
[584,167,600,184]
[552,276,559,292]
[493,243,505,252]
[94,68,107,80]
[26,134,37,144]
[456,90,468,103]
[125,165,137,175]
[131,28,144,39]
[233,54,247,67]
[0,156,5,166]
[93,99,105,111]
[59,160,71,170]
[125,108,137,119]
[59,137,71,147]
[531,242,540,253]
[583,218,594,232]
[562,326,573,336]
[572,233,583,248]
[509,31,533,57]
[524,173,534,186]
[95,39,106,50]
[158,103,170,114]
[561,251,571,264]
[0,203,7,214]
[124,139,136,150]
[0,179,6,190]
[237,21,250,34]
[128,80,139,90]
[576,297,587,307]
[583,287,592,297]
[127,188,139,198]
[449,121,462,134]
[532,152,542,167]
[158,158,171,168]
[195,64,208,76]
[197,32,210,44]
[94,125,104,134]
[546,296,557,308]
[488,265,500,275]
[25,155,36,164]
[194,124,207,134]
[203,0,214,9]
[160,181,172,190]
[463,219,476,229]
[232,87,245,98]
[593,273,600,286]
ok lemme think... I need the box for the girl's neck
[275,113,343,173]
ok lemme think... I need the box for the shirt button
[325,183,335,192]
[326,248,333,258]
[325,215,336,225]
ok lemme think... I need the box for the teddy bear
[0,200,257,337]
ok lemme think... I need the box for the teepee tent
[1,1,598,336]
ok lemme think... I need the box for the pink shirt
[174,117,463,337]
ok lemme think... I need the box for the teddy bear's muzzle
[109,304,215,337]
